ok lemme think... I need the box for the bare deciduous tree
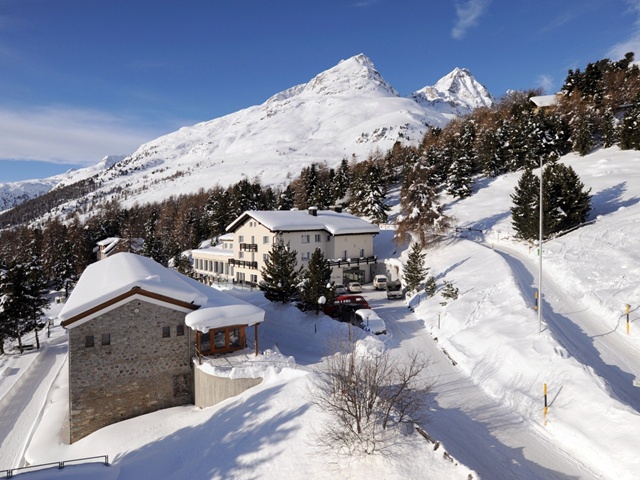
[310,335,434,455]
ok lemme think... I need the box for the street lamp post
[538,157,544,334]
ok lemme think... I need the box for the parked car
[334,283,347,295]
[386,280,403,299]
[354,308,387,335]
[347,281,362,293]
[373,275,388,290]
[323,294,369,320]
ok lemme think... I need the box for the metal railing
[1,455,109,478]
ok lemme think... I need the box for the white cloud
[451,0,491,40]
[535,74,555,94]
[0,106,166,165]
[608,0,640,59]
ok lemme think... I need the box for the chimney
[308,206,318,216]
[333,205,343,213]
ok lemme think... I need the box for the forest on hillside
[1,52,639,298]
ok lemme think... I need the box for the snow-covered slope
[0,179,58,212]
[410,67,494,115]
[74,54,492,209]
[0,155,124,212]
[2,55,492,216]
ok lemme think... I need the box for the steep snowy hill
[410,67,494,115]
[73,54,492,210]
[2,54,493,217]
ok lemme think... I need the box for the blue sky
[1,0,638,182]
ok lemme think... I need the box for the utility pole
[538,157,544,334]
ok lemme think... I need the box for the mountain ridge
[1,54,494,219]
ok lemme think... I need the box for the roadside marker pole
[534,291,538,311]
[626,304,630,335]
[543,383,548,418]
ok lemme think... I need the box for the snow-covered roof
[96,237,120,247]
[227,210,379,236]
[59,252,264,330]
[192,245,234,258]
[530,94,559,107]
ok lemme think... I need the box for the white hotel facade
[192,208,379,286]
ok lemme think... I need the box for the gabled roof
[530,94,559,108]
[59,252,264,331]
[226,210,379,236]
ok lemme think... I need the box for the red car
[324,294,370,320]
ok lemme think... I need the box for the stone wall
[67,299,193,443]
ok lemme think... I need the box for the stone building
[59,252,264,443]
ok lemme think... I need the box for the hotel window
[250,274,258,283]
[263,236,270,244]
[301,234,310,243]
[238,235,244,243]
[263,253,269,262]
[301,252,310,261]
[314,234,321,242]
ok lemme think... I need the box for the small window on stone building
[176,325,185,336]
[162,326,170,338]
[101,333,110,346]
[85,335,94,348]
[173,374,189,397]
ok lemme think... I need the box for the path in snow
[0,335,68,470]
[366,289,601,480]
[493,244,640,413]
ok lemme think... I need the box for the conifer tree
[510,169,541,241]
[260,238,301,303]
[0,257,50,353]
[619,100,640,150]
[543,162,591,234]
[511,162,591,241]
[349,162,390,224]
[205,188,233,238]
[298,248,333,313]
[397,163,451,246]
[403,243,429,294]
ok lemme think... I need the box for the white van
[373,275,388,290]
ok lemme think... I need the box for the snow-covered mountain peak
[305,53,399,97]
[268,54,398,103]
[410,67,494,114]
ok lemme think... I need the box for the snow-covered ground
[2,146,640,479]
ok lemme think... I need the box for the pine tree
[397,163,451,246]
[510,169,541,241]
[298,248,333,313]
[0,258,50,353]
[543,162,592,234]
[619,100,640,150]
[142,209,167,265]
[511,163,591,241]
[403,243,429,294]
[349,161,390,224]
[424,275,437,297]
[260,238,301,303]
[440,280,459,305]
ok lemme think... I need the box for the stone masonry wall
[67,299,194,443]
